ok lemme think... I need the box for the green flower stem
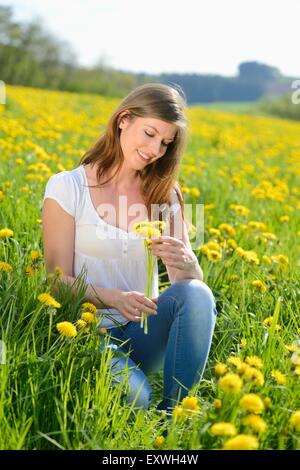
[141,241,156,334]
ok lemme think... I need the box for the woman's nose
[149,139,161,157]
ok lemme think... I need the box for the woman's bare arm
[42,198,121,308]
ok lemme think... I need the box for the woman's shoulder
[43,166,84,217]
[171,182,183,203]
[47,165,83,186]
[169,183,183,216]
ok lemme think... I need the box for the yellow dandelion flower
[290,411,300,432]
[154,435,165,448]
[210,422,237,436]
[134,221,163,334]
[151,220,167,232]
[20,186,31,193]
[206,241,222,252]
[75,319,88,330]
[172,406,186,420]
[243,367,264,387]
[0,228,14,238]
[284,343,299,353]
[25,265,35,276]
[81,302,97,314]
[223,434,259,450]
[190,187,200,197]
[181,186,190,194]
[0,261,13,272]
[263,316,282,331]
[245,356,264,369]
[237,362,248,374]
[271,254,289,267]
[262,232,277,241]
[219,373,243,393]
[242,414,267,433]
[30,250,42,261]
[181,396,200,414]
[227,356,243,369]
[208,228,221,238]
[134,220,166,239]
[262,255,272,265]
[247,221,267,231]
[226,238,237,249]
[214,399,222,410]
[263,397,272,409]
[263,316,273,327]
[236,247,260,265]
[81,312,96,323]
[271,369,287,385]
[215,362,228,376]
[56,321,77,338]
[38,293,61,309]
[207,249,222,262]
[244,251,260,265]
[294,366,300,376]
[199,245,210,255]
[239,394,264,414]
[47,266,64,280]
[218,223,236,237]
[54,266,64,276]
[254,235,268,244]
[251,280,267,293]
[99,327,107,335]
[229,204,250,217]
[279,215,289,222]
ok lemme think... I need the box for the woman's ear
[118,110,131,130]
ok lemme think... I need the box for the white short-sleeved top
[43,164,181,329]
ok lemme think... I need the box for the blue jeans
[100,279,217,411]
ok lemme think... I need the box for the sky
[1,0,299,77]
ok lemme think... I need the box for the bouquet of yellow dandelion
[134,220,166,334]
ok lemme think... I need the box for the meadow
[0,85,299,450]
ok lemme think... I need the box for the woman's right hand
[112,290,158,322]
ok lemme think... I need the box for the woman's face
[118,113,177,170]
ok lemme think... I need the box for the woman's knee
[100,342,152,410]
[126,373,152,410]
[172,279,217,315]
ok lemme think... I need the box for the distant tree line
[259,92,300,121]
[0,5,296,105]
[0,5,143,97]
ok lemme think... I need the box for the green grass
[0,85,300,450]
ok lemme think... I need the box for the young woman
[42,83,217,413]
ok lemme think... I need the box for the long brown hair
[79,83,189,228]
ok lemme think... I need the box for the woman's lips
[137,150,151,162]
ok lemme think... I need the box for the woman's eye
[144,131,168,147]
[145,131,154,138]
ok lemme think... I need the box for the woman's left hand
[148,236,198,271]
